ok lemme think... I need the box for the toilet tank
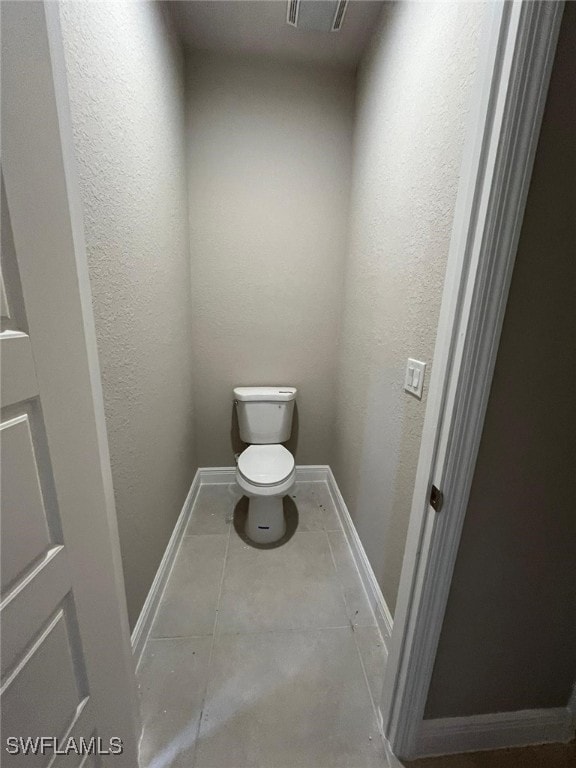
[234,387,297,444]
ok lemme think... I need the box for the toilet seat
[238,444,295,487]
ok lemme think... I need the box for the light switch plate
[404,358,426,399]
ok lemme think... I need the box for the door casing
[379,0,565,760]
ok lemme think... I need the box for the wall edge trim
[415,707,574,758]
[131,469,201,666]
[568,679,576,729]
[326,467,394,641]
[196,465,331,483]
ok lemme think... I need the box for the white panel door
[1,2,140,766]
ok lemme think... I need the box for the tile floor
[137,481,389,768]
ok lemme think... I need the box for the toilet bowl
[236,444,295,544]
[233,386,297,544]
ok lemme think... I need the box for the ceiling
[165,1,385,70]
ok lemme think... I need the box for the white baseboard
[326,467,394,641]
[294,465,332,482]
[197,465,331,484]
[416,707,575,758]
[197,467,236,484]
[131,469,202,666]
[567,679,576,730]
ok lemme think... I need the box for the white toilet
[234,386,297,544]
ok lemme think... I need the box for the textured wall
[60,1,195,628]
[186,53,354,467]
[333,2,485,615]
[425,3,576,718]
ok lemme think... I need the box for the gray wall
[425,3,576,718]
[333,1,485,614]
[186,53,354,467]
[60,2,195,628]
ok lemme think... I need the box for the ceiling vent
[287,0,349,33]
[287,0,299,26]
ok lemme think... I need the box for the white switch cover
[404,358,426,399]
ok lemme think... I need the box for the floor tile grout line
[136,494,205,758]
[148,624,373,641]
[322,496,382,632]
[351,624,385,734]
[315,519,375,690]
[324,521,385,738]
[325,527,357,622]
[145,633,215,641]
[190,491,234,768]
[143,531,231,650]
[138,486,231,672]
[325,527,379,628]
[135,518,199,676]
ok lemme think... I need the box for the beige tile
[328,531,377,627]
[289,482,325,530]
[138,636,212,768]
[186,484,238,535]
[354,626,388,707]
[290,481,342,532]
[217,531,349,633]
[314,481,342,531]
[150,534,228,637]
[194,628,386,768]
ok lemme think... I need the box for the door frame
[380,0,565,760]
[2,0,141,757]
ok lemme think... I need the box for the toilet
[234,386,297,544]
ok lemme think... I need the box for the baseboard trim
[326,467,394,642]
[416,707,575,757]
[197,465,331,484]
[197,467,236,484]
[131,469,202,666]
[567,679,576,730]
[295,465,331,482]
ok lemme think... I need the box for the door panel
[0,545,70,679]
[0,194,100,760]
[0,334,38,407]
[1,2,140,764]
[1,414,52,592]
[2,611,86,768]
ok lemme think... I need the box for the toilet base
[246,495,286,544]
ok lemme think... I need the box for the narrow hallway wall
[59,2,195,628]
[333,2,486,615]
[186,53,354,466]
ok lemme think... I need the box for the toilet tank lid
[234,386,297,402]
